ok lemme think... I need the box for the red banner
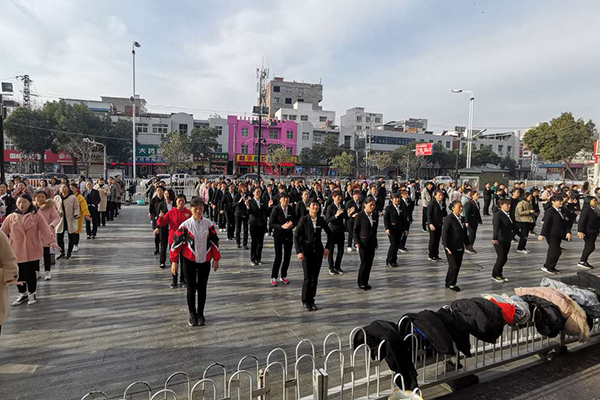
[4,150,73,164]
[415,143,433,156]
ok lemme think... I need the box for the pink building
[227,115,298,174]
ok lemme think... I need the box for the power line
[4,121,133,142]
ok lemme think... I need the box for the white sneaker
[517,249,530,254]
[12,293,28,306]
[36,271,41,280]
[45,272,52,281]
[27,292,38,305]
[347,247,353,252]
[73,245,79,252]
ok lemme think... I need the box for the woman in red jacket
[157,194,191,288]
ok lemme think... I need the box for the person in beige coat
[94,178,109,227]
[54,184,80,260]
[514,193,536,253]
[0,229,19,336]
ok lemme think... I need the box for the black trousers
[346,218,355,248]
[483,197,491,215]
[516,222,530,251]
[226,212,235,239]
[328,232,345,271]
[86,206,99,237]
[182,259,211,316]
[466,224,478,247]
[422,207,428,231]
[544,237,562,271]
[581,233,597,263]
[386,231,401,265]
[401,222,411,249]
[43,247,52,272]
[172,254,185,285]
[445,249,464,286]
[250,224,265,262]
[358,245,376,287]
[272,236,293,279]
[107,201,115,220]
[492,241,511,277]
[235,216,248,246]
[159,226,169,265]
[100,210,107,226]
[302,249,323,304]
[17,260,39,294]
[57,231,76,256]
[428,228,441,258]
[218,210,226,229]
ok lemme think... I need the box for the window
[300,115,308,121]
[179,124,188,134]
[366,117,371,123]
[375,117,381,123]
[273,86,280,93]
[445,141,451,149]
[288,115,297,121]
[269,129,279,139]
[498,145,504,153]
[319,116,327,122]
[344,136,351,147]
[356,116,362,122]
[285,98,292,104]
[507,145,512,154]
[297,98,304,102]
[357,125,362,131]
[215,126,222,135]
[282,115,288,120]
[241,144,248,154]
[287,147,293,155]
[216,144,223,152]
[152,124,168,134]
[274,97,280,104]
[286,129,294,140]
[136,123,148,133]
[302,132,310,141]
[241,127,249,137]
[313,133,323,144]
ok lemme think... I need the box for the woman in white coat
[54,184,80,260]
[0,230,19,337]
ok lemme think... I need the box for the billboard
[415,143,433,156]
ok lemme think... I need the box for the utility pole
[254,64,269,183]
[16,75,32,108]
[131,41,141,180]
[0,82,14,183]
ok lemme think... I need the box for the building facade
[266,77,323,117]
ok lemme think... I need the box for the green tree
[103,118,134,164]
[470,144,501,167]
[500,156,518,177]
[190,127,220,161]
[298,135,345,169]
[161,131,193,175]
[365,152,392,174]
[523,112,594,180]
[265,145,291,175]
[4,106,56,172]
[331,152,355,177]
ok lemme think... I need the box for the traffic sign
[415,143,433,156]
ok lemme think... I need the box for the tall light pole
[83,138,107,180]
[452,89,475,168]
[132,41,141,179]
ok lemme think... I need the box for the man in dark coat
[344,190,361,251]
[399,188,414,252]
[491,199,514,282]
[324,190,347,275]
[384,193,406,268]
[427,190,447,262]
[539,195,571,274]
[270,193,296,286]
[463,190,482,253]
[442,200,467,291]
[353,196,378,290]
[247,187,270,265]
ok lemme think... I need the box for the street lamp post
[452,89,475,169]
[132,41,141,180]
[83,138,107,180]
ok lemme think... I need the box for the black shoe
[92,235,96,239]
[198,314,206,326]
[392,263,400,268]
[446,285,461,292]
[336,267,344,274]
[329,269,339,275]
[386,263,393,268]
[243,245,249,250]
[65,254,72,260]
[310,303,319,311]
[365,285,372,291]
[303,303,312,311]
[170,283,178,289]
[188,313,198,326]
[57,254,66,260]
[180,281,187,288]
[159,264,166,269]
[237,244,242,249]
[87,236,91,240]
[153,249,159,256]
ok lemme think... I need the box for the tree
[365,152,392,174]
[265,145,291,175]
[524,112,594,180]
[470,145,501,167]
[500,156,518,177]
[103,118,134,164]
[4,106,56,172]
[161,131,193,175]
[298,135,344,169]
[190,127,220,161]
[331,152,355,177]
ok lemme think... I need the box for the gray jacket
[540,277,600,316]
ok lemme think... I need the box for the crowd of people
[141,175,600,327]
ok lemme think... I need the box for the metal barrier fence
[81,314,600,400]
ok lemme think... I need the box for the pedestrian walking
[420,182,434,232]
[247,187,269,265]
[491,199,514,282]
[354,196,379,290]
[577,196,600,269]
[515,192,536,254]
[270,193,296,286]
[221,184,236,240]
[94,178,109,226]
[399,189,414,252]
[83,181,100,239]
[69,183,91,253]
[54,184,80,260]
[539,195,571,274]
[483,182,493,215]
[170,198,220,327]
[442,200,467,292]
[344,190,361,251]
[384,193,406,268]
[148,185,166,257]
[0,230,19,337]
[324,190,347,275]
[157,194,192,287]
[33,190,60,280]
[463,190,482,253]
[234,184,249,250]
[427,190,447,262]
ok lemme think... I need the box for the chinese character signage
[415,143,433,156]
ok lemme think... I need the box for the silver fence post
[313,369,327,400]
[259,368,269,400]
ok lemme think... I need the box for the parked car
[434,175,454,185]
[171,173,195,185]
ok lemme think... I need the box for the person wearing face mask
[33,190,60,280]
[353,196,379,291]
[170,198,220,327]
[1,194,61,306]
[157,194,192,288]
[53,184,81,260]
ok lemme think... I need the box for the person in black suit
[344,190,361,251]
[221,184,236,240]
[384,193,406,268]
[325,190,347,275]
[427,190,447,262]
[577,196,600,269]
[270,193,296,285]
[442,200,467,291]
[539,195,571,274]
[399,189,414,252]
[247,187,270,265]
[482,182,493,216]
[463,190,482,253]
[295,201,331,311]
[234,184,249,250]
[491,199,514,282]
[353,196,379,290]
[296,190,310,220]
[509,189,521,241]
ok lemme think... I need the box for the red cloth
[156,207,192,244]
[488,298,515,325]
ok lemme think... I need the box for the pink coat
[0,212,56,263]
[38,199,61,231]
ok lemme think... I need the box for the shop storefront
[234,154,297,176]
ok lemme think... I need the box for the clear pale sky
[1,0,598,132]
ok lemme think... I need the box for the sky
[1,0,599,133]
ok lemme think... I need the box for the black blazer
[221,191,235,213]
[296,201,309,220]
[233,192,249,218]
[399,198,414,223]
[578,206,600,236]
[345,199,362,218]
[541,207,567,239]
[270,205,296,240]
[353,211,379,249]
[325,202,347,234]
[442,214,467,252]
[247,197,269,227]
[384,204,405,233]
[464,200,482,227]
[427,201,447,228]
[294,214,331,254]
[492,211,514,243]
